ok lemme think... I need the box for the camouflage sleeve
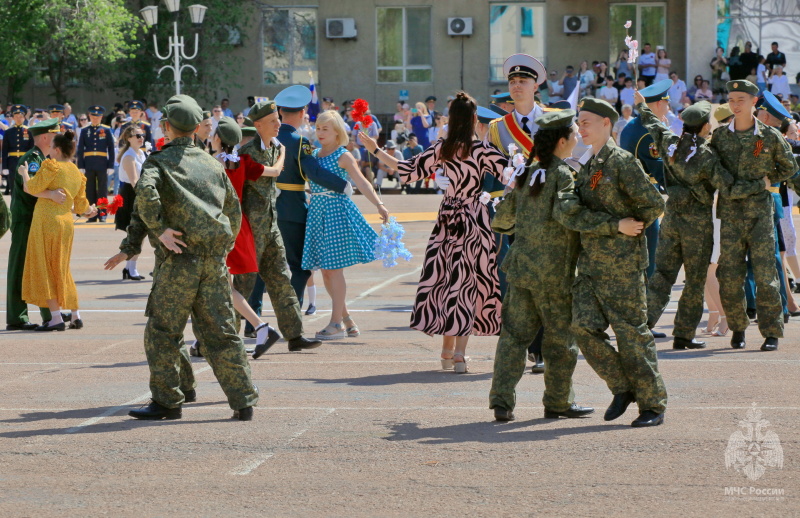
[135,163,168,237]
[222,173,242,252]
[637,103,678,158]
[769,130,799,184]
[552,165,617,235]
[703,147,765,199]
[617,156,665,227]
[118,202,147,259]
[0,193,9,239]
[490,187,517,235]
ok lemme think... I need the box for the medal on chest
[98,129,105,138]
[22,130,29,139]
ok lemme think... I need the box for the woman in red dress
[210,117,285,358]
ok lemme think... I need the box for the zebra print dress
[397,140,508,336]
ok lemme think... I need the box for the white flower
[512,153,526,167]
[624,20,632,29]
[507,143,518,156]
[479,192,491,205]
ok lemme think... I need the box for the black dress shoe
[730,331,746,349]
[604,391,636,421]
[69,319,83,330]
[288,336,323,352]
[790,311,800,317]
[746,308,757,320]
[233,406,254,421]
[128,400,181,420]
[61,312,72,322]
[494,408,515,422]
[531,353,545,374]
[305,304,317,315]
[760,337,778,352]
[673,337,706,350]
[544,404,595,419]
[35,322,66,332]
[784,313,790,324]
[183,389,197,403]
[651,331,667,338]
[252,325,280,359]
[631,410,665,427]
[6,322,39,331]
[189,341,203,357]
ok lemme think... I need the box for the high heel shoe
[453,352,469,374]
[122,268,145,281]
[712,316,729,337]
[441,350,454,370]
[342,315,360,338]
[705,310,719,335]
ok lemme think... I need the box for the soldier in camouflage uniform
[572,98,667,427]
[126,95,258,421]
[711,80,798,352]
[489,110,621,422]
[637,96,770,350]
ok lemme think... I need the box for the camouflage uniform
[638,104,768,339]
[136,136,258,410]
[489,159,617,412]
[0,193,9,239]
[572,138,668,414]
[710,119,798,338]
[237,135,304,341]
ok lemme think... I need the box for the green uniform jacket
[710,118,797,220]
[573,139,666,275]
[136,136,240,258]
[492,158,618,292]
[637,103,767,208]
[10,146,46,225]
[239,134,281,231]
[0,194,9,238]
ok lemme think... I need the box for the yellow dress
[22,159,89,309]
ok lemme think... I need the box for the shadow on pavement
[0,418,230,438]
[656,347,767,360]
[292,370,492,386]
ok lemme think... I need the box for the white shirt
[598,86,619,103]
[620,87,636,107]
[514,105,544,135]
[639,52,657,76]
[769,74,791,99]
[757,64,768,83]
[668,80,687,110]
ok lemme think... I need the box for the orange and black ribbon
[590,170,603,190]
[754,139,764,158]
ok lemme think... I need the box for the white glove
[79,168,85,174]
[107,169,114,176]
[434,173,451,191]
[344,183,354,196]
[1,169,7,176]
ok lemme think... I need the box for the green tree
[0,0,48,102]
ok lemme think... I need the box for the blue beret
[759,91,791,121]
[639,79,673,103]
[274,85,312,112]
[477,106,500,124]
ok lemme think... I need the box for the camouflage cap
[726,79,759,96]
[578,97,618,124]
[247,99,278,122]
[215,116,242,147]
[681,101,712,127]
[714,103,734,122]
[535,109,576,129]
[162,94,203,132]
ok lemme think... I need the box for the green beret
[578,97,618,124]
[162,94,203,132]
[247,100,277,122]
[242,118,254,128]
[726,79,759,96]
[681,101,712,127]
[29,118,60,137]
[241,126,257,137]
[215,116,242,147]
[202,110,211,121]
[535,109,576,130]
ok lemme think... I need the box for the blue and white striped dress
[301,146,379,270]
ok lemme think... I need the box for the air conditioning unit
[563,15,589,34]
[326,18,357,39]
[448,17,473,36]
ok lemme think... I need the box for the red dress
[225,154,264,274]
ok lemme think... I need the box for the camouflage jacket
[239,134,280,228]
[492,158,617,292]
[573,138,665,275]
[136,136,241,258]
[710,117,797,219]
[638,104,767,210]
[119,204,161,261]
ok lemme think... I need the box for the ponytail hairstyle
[520,124,574,197]
[670,121,705,165]
[53,130,76,159]
[440,91,477,163]
[220,141,240,170]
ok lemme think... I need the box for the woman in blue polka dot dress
[303,110,390,340]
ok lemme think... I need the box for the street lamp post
[140,1,208,95]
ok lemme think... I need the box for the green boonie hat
[535,109,576,130]
[241,126,257,137]
[247,100,277,122]
[215,116,242,147]
[681,101,712,127]
[202,110,211,121]
[726,79,759,96]
[577,97,618,124]
[29,118,60,137]
[714,103,734,122]
[162,94,203,133]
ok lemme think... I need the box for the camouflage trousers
[489,283,577,412]
[572,272,668,414]
[718,214,783,338]
[144,253,259,410]
[647,208,713,339]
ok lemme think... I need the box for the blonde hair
[415,102,429,116]
[315,110,349,147]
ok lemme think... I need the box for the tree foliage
[0,0,49,101]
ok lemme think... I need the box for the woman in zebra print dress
[361,92,508,373]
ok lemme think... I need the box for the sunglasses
[133,134,145,139]
[79,118,88,121]
[213,110,222,113]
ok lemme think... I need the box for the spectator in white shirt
[620,77,636,108]
[547,70,563,102]
[210,105,223,134]
[667,71,688,112]
[612,104,634,143]
[578,61,596,95]
[597,76,619,104]
[639,43,657,85]
[756,55,769,93]
[769,65,792,100]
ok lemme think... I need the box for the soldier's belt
[8,152,25,157]
[768,186,780,193]
[276,183,306,191]
[84,152,108,158]
[489,190,505,199]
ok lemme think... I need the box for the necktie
[520,116,532,137]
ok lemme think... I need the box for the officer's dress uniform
[77,120,115,221]
[2,112,33,196]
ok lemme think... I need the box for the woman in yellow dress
[18,130,97,331]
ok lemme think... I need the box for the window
[609,3,667,66]
[376,7,432,83]
[263,8,318,85]
[489,3,546,82]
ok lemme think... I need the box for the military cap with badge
[578,97,619,124]
[638,79,673,104]
[503,54,547,84]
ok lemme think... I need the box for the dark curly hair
[53,130,76,159]
[520,124,574,196]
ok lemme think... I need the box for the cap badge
[514,66,520,72]
[733,82,739,88]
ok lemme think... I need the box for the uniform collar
[580,138,616,166]
[514,105,542,125]
[727,118,761,136]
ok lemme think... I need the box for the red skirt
[226,215,258,274]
